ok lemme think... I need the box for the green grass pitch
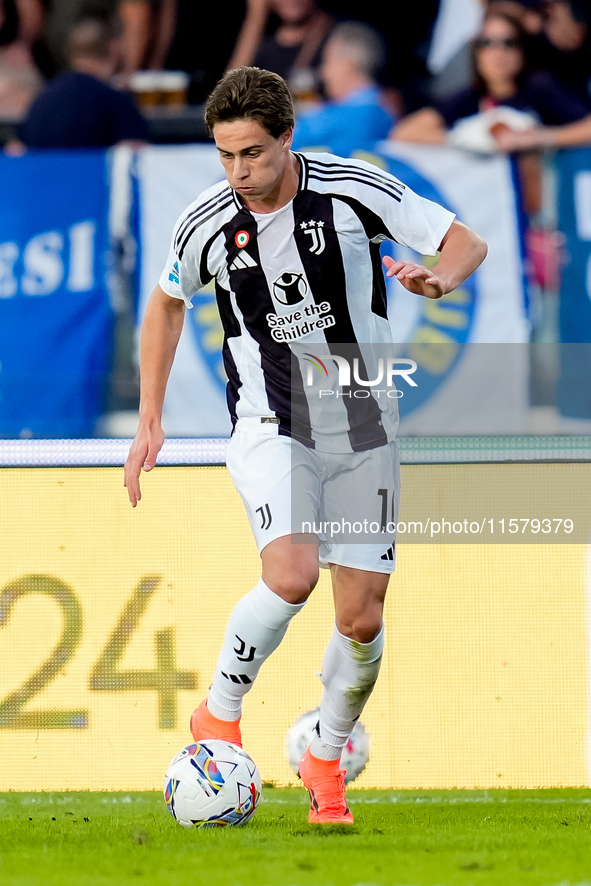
[1,788,591,886]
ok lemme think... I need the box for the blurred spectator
[0,0,19,46]
[392,10,591,151]
[18,10,148,147]
[528,0,591,105]
[485,0,545,33]
[227,0,268,70]
[118,0,175,73]
[319,0,439,114]
[428,0,484,100]
[118,0,150,72]
[292,22,393,156]
[254,0,333,101]
[15,0,56,77]
[118,0,268,103]
[0,0,42,115]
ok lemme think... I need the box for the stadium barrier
[0,438,589,790]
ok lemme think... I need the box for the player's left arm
[383,220,487,300]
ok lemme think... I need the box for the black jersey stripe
[307,170,404,202]
[308,169,403,202]
[369,240,388,319]
[308,159,406,193]
[221,210,314,441]
[215,281,243,430]
[199,228,225,286]
[332,194,396,243]
[293,152,309,190]
[331,195,393,317]
[308,172,402,204]
[306,158,405,196]
[293,190,387,452]
[174,185,231,246]
[178,197,234,259]
[306,166,404,201]
[174,186,232,251]
[175,191,232,254]
[310,171,403,202]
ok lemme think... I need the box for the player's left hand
[382,256,445,299]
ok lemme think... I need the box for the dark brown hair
[204,66,295,138]
[471,11,529,95]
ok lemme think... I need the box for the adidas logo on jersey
[229,251,258,271]
[168,260,180,284]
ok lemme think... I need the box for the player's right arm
[125,181,230,504]
[125,185,220,505]
[124,284,186,506]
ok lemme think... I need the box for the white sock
[309,624,384,761]
[207,578,305,721]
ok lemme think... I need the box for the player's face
[213,118,294,206]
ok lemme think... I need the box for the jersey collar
[292,151,309,191]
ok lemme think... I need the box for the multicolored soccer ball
[163,740,262,828]
[285,707,370,784]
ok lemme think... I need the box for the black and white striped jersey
[159,152,455,452]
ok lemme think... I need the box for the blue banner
[0,151,113,437]
[557,148,591,417]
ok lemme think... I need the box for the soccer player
[124,66,487,824]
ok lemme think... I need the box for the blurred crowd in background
[0,0,590,153]
[1,0,591,436]
[1,0,591,236]
[0,0,586,323]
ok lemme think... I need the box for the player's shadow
[291,824,360,836]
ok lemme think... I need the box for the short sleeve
[381,184,455,255]
[338,156,455,255]
[158,216,204,308]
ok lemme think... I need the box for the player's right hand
[382,256,445,299]
[124,420,165,507]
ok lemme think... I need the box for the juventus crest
[300,220,325,255]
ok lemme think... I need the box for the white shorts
[225,419,400,574]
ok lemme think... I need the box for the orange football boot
[298,748,354,824]
[189,699,242,747]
